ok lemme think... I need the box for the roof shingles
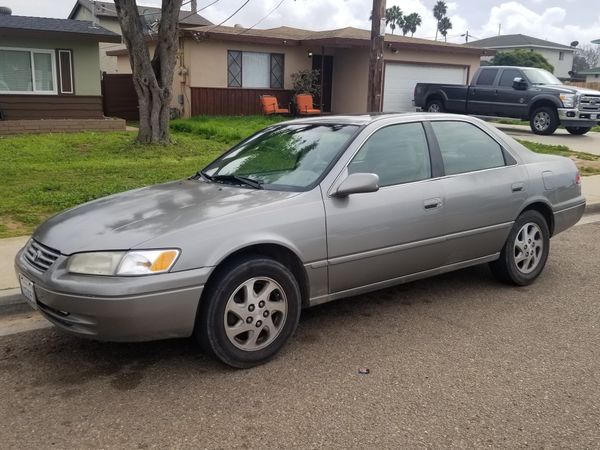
[0,14,121,42]
[469,33,574,51]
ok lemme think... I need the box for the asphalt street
[1,221,599,449]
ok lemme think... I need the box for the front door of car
[428,120,528,264]
[322,122,447,294]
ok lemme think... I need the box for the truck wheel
[529,106,559,135]
[565,127,591,135]
[426,99,445,113]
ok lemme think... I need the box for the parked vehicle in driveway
[414,66,600,135]
[15,114,585,368]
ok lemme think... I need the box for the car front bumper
[557,108,600,127]
[14,247,211,342]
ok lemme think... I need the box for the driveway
[1,221,599,448]
[492,123,600,155]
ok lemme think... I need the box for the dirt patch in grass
[518,140,600,176]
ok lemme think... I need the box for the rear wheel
[529,106,559,135]
[489,210,550,286]
[196,256,301,368]
[565,126,591,135]
[426,99,445,113]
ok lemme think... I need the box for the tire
[489,210,550,286]
[426,99,445,113]
[196,256,301,368]
[565,126,591,135]
[529,106,559,135]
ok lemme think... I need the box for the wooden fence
[101,73,139,121]
[564,81,600,90]
[191,87,294,116]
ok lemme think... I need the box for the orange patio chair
[260,95,289,115]
[295,94,321,116]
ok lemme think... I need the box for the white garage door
[382,63,467,112]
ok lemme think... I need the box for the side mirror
[512,77,527,90]
[333,172,379,197]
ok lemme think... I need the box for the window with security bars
[227,50,284,89]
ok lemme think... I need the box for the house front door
[312,55,333,112]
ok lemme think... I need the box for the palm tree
[403,12,422,36]
[438,16,452,42]
[433,0,447,41]
[385,5,403,35]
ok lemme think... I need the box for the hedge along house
[0,8,124,133]
[106,25,492,118]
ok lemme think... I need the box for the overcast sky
[3,0,599,46]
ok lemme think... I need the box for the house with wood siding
[0,8,121,126]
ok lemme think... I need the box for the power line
[178,0,221,22]
[237,0,286,35]
[193,0,251,33]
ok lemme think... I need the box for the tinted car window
[498,68,522,87]
[475,68,499,86]
[431,121,505,175]
[348,122,431,186]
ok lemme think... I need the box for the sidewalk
[1,177,599,297]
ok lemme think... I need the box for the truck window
[498,69,522,87]
[475,69,499,86]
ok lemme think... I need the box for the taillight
[575,171,581,185]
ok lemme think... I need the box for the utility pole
[367,0,386,112]
[462,30,470,43]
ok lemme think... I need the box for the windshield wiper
[211,174,263,189]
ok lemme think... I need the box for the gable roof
[0,13,121,42]
[186,25,492,55]
[69,0,212,27]
[469,34,575,52]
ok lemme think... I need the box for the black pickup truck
[414,66,600,135]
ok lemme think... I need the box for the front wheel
[196,256,301,368]
[489,210,550,286]
[529,106,559,135]
[565,126,591,135]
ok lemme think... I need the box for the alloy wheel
[513,222,544,274]
[428,103,441,113]
[223,277,288,351]
[533,111,551,131]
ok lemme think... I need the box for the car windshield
[522,68,562,85]
[201,123,358,190]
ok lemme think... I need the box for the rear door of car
[427,120,528,264]
[322,120,448,294]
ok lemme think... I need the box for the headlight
[559,94,577,108]
[67,249,180,276]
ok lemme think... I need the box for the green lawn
[518,140,600,176]
[0,115,597,238]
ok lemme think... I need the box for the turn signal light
[575,171,581,185]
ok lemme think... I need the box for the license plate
[19,274,37,309]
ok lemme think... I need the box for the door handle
[511,182,525,192]
[424,198,442,210]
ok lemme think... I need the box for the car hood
[540,85,600,96]
[34,179,300,255]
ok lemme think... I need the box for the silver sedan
[15,114,585,368]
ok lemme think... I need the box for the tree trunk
[114,0,182,144]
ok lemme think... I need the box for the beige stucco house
[107,24,492,118]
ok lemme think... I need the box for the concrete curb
[0,288,24,307]
[585,202,600,215]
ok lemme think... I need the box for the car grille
[579,95,600,112]
[24,240,61,272]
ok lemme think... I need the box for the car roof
[277,112,467,126]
